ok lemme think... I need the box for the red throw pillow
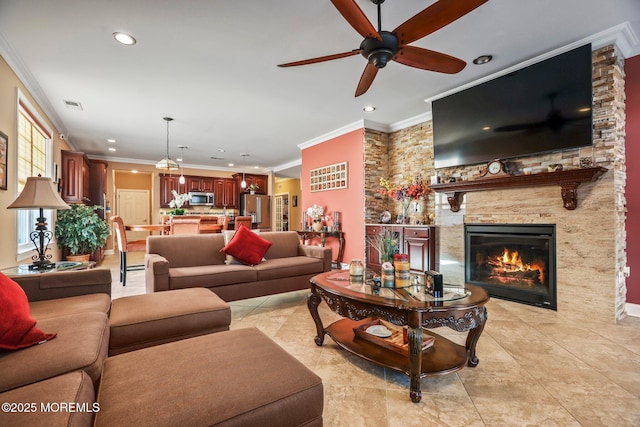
[0,272,57,350]
[221,224,272,266]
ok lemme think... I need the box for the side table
[296,230,345,268]
[1,261,96,277]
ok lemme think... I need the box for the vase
[401,198,411,224]
[312,220,323,232]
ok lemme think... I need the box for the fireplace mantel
[431,167,607,212]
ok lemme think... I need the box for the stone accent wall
[364,44,628,322]
[364,122,437,224]
[363,129,389,223]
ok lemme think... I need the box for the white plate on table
[366,325,392,338]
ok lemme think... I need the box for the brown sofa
[145,231,332,300]
[0,269,324,426]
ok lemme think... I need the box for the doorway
[275,193,289,231]
[116,189,151,242]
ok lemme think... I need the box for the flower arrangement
[169,190,189,215]
[306,204,327,222]
[366,229,399,263]
[247,183,259,192]
[378,175,430,201]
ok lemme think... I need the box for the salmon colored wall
[625,55,640,305]
[301,129,365,266]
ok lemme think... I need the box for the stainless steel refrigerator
[240,194,271,231]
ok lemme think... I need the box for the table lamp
[6,175,70,270]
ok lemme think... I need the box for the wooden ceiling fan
[278,0,488,97]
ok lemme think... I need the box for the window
[16,93,53,257]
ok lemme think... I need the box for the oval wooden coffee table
[308,270,489,403]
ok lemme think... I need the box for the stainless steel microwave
[188,192,214,206]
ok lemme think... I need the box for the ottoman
[109,288,231,356]
[95,328,323,426]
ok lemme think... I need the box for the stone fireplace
[465,224,556,310]
[364,44,627,322]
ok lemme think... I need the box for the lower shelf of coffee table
[325,318,468,377]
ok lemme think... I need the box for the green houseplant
[55,204,110,259]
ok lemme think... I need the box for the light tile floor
[106,252,640,426]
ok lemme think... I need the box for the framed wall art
[0,131,7,191]
[309,161,348,192]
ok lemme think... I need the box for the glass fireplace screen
[465,224,556,310]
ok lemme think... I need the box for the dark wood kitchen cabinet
[214,178,238,208]
[60,151,108,262]
[233,173,268,195]
[187,176,214,193]
[160,174,186,208]
[61,150,91,203]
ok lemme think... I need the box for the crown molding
[273,158,301,172]
[297,120,365,150]
[0,31,68,137]
[88,154,273,174]
[388,112,432,132]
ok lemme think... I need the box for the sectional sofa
[0,268,324,426]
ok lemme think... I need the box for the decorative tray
[352,318,434,356]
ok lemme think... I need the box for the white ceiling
[1,0,639,178]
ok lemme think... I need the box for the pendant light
[178,146,186,184]
[240,154,248,188]
[155,117,179,170]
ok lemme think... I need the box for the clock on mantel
[478,159,512,178]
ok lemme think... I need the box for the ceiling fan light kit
[278,0,488,96]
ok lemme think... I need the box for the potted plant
[169,190,189,215]
[55,204,110,262]
[248,183,259,194]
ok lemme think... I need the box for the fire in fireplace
[465,224,556,310]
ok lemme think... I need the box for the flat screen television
[433,44,593,169]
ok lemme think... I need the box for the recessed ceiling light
[482,126,491,131]
[108,147,116,152]
[228,163,234,167]
[107,138,116,143]
[113,32,136,46]
[218,149,226,153]
[363,105,376,112]
[473,55,493,65]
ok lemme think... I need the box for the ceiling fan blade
[394,0,488,46]
[355,62,378,97]
[331,0,381,41]
[394,46,466,74]
[278,49,362,67]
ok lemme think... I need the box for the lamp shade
[7,176,70,210]
[155,157,179,170]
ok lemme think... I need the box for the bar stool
[110,216,146,286]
